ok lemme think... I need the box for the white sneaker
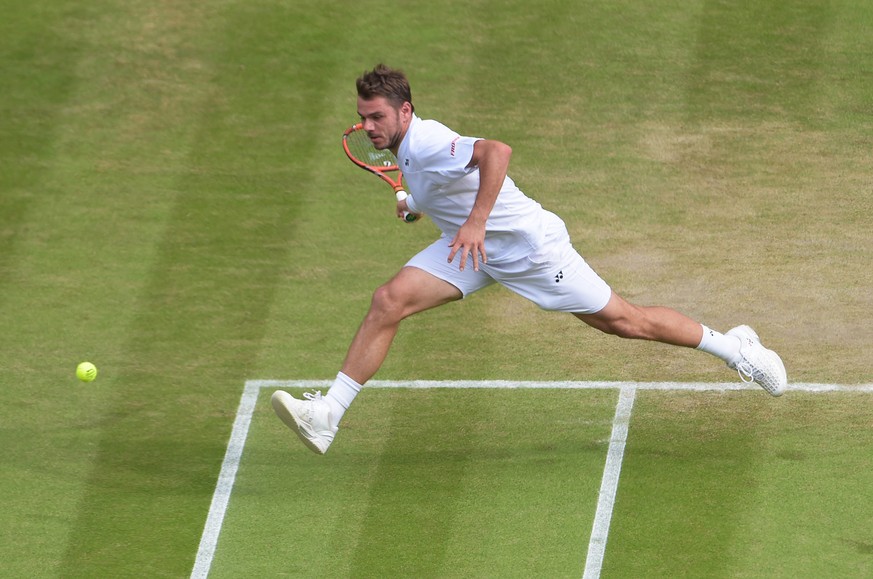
[726,325,787,397]
[271,390,337,454]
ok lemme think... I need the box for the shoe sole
[768,353,787,397]
[271,391,328,454]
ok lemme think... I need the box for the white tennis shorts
[406,215,612,314]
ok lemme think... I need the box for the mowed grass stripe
[0,5,88,575]
[0,2,206,576]
[58,2,365,575]
[42,2,229,576]
[0,3,81,279]
[52,2,301,576]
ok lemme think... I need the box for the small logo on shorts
[554,270,564,283]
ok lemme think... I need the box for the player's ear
[400,101,413,119]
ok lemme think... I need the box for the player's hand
[448,219,487,271]
[396,197,419,221]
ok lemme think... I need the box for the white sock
[324,372,361,427]
[696,325,742,365]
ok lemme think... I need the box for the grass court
[1,0,871,576]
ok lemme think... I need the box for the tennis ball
[76,361,98,382]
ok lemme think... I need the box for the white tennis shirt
[399,114,554,264]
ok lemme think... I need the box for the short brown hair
[356,64,414,112]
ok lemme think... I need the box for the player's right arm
[447,139,512,271]
[396,195,414,219]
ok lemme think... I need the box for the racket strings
[345,129,398,169]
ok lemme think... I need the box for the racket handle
[395,190,418,223]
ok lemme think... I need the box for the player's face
[357,95,411,154]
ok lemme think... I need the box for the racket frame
[342,123,417,222]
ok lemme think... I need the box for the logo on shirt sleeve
[450,136,460,157]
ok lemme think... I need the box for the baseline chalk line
[246,379,873,392]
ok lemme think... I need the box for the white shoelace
[303,390,324,401]
[735,361,755,383]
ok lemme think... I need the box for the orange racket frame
[342,123,417,222]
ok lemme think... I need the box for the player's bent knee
[368,281,414,322]
[369,284,400,314]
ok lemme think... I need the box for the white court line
[192,380,873,578]
[583,387,636,579]
[247,379,873,392]
[191,380,260,579]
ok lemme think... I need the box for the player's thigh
[404,237,496,299]
[377,265,465,317]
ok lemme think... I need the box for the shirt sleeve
[416,130,481,187]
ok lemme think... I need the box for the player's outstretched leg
[271,390,337,454]
[725,325,787,396]
[575,293,787,397]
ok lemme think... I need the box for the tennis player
[272,64,787,454]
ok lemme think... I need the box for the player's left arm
[448,139,512,271]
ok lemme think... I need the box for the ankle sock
[696,325,742,365]
[325,372,361,427]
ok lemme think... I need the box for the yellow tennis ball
[76,362,98,382]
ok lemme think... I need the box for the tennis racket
[342,123,417,222]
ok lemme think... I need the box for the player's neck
[389,116,413,156]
